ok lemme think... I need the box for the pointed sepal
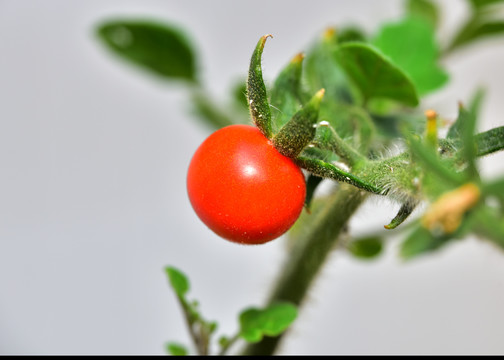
[247,34,273,138]
[272,89,325,158]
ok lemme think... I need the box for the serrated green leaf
[166,342,188,356]
[347,237,383,259]
[165,266,189,297]
[96,19,197,82]
[406,0,439,28]
[372,17,448,95]
[239,302,298,343]
[334,43,419,106]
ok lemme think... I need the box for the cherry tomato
[187,124,306,245]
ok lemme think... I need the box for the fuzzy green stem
[296,156,382,194]
[312,123,365,166]
[242,185,367,355]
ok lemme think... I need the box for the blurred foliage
[165,267,297,355]
[239,303,298,343]
[447,0,504,53]
[96,20,197,82]
[347,237,384,259]
[334,43,419,107]
[372,17,448,95]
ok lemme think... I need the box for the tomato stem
[242,185,367,355]
[311,121,366,166]
[296,156,382,194]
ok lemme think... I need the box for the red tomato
[187,124,306,244]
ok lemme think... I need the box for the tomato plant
[95,1,504,354]
[186,124,306,244]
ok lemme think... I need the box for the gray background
[1,0,504,355]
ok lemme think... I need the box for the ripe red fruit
[187,124,306,244]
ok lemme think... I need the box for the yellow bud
[422,183,481,234]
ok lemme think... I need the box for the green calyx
[272,89,325,158]
[247,34,273,139]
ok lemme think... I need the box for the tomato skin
[187,124,306,244]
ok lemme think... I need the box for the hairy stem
[242,185,367,355]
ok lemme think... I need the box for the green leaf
[459,106,479,180]
[347,237,383,259]
[469,88,486,119]
[231,78,249,111]
[482,177,504,206]
[447,18,504,53]
[372,17,448,95]
[446,104,480,179]
[247,35,273,138]
[472,205,504,247]
[400,226,450,259]
[165,266,189,297]
[337,26,367,44]
[446,106,465,140]
[270,53,305,133]
[401,205,480,259]
[468,0,504,10]
[406,0,439,28]
[304,29,354,104]
[239,302,298,343]
[334,43,419,106]
[96,19,197,82]
[304,175,324,211]
[218,336,230,348]
[166,342,189,356]
[475,126,504,156]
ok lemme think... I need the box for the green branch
[242,185,367,355]
[296,156,382,194]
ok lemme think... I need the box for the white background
[1,0,504,355]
